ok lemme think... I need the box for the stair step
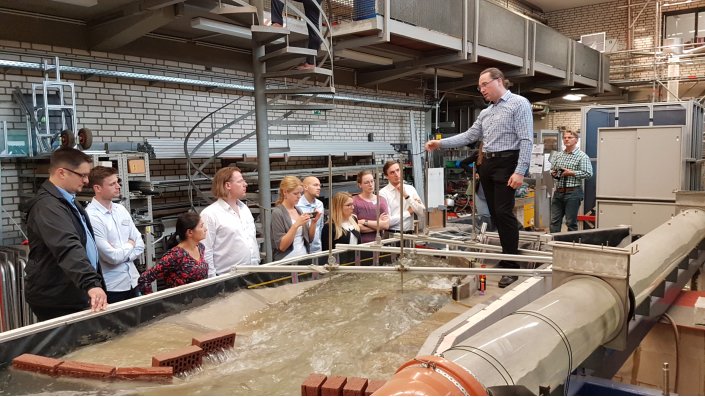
[265,86,336,95]
[211,3,258,26]
[269,147,291,153]
[268,104,335,111]
[251,25,289,45]
[265,58,307,72]
[263,67,332,79]
[268,120,327,126]
[268,134,313,140]
[259,47,317,63]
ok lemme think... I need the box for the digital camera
[552,168,565,179]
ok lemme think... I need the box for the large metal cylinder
[629,209,705,306]
[375,209,705,395]
[439,277,622,392]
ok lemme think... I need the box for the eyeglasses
[62,168,89,180]
[477,78,498,91]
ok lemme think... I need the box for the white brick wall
[0,41,426,244]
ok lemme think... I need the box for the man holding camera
[550,130,593,233]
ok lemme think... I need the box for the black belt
[556,187,577,193]
[389,229,410,233]
[483,150,519,159]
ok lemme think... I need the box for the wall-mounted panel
[574,42,600,80]
[477,1,525,56]
[535,24,568,70]
[387,0,463,37]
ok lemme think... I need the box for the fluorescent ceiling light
[563,94,585,101]
[423,68,463,78]
[50,0,98,5]
[191,17,252,40]
[336,49,393,65]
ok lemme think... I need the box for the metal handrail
[0,261,9,331]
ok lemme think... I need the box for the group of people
[21,149,214,321]
[22,149,426,321]
[23,66,593,322]
[270,160,426,262]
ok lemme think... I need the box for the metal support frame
[252,38,273,263]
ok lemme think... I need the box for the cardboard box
[428,209,445,229]
[128,159,145,174]
[614,292,705,395]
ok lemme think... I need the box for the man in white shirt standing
[379,160,425,233]
[200,166,260,277]
[87,166,145,303]
[297,176,325,253]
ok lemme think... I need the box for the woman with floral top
[138,212,208,294]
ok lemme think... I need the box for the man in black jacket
[22,147,108,321]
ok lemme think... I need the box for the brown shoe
[271,22,283,28]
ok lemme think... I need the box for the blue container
[353,0,376,21]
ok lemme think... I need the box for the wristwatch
[364,220,369,227]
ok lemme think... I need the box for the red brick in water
[114,366,174,381]
[12,354,63,375]
[191,330,236,354]
[152,345,204,374]
[321,375,347,396]
[343,377,369,396]
[301,373,328,396]
[56,360,115,378]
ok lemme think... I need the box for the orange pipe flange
[372,355,487,396]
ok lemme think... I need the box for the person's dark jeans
[478,154,520,269]
[107,287,139,304]
[550,187,584,233]
[270,0,323,64]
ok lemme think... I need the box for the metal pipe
[629,209,705,306]
[252,39,273,262]
[409,235,547,256]
[0,59,429,110]
[336,243,552,263]
[327,155,335,265]
[233,264,551,276]
[376,210,705,395]
[440,277,622,392]
[399,159,406,256]
[374,152,382,245]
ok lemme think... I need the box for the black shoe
[498,275,518,288]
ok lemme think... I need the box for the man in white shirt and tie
[200,166,260,277]
[87,166,145,303]
[378,160,425,234]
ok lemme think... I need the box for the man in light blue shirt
[87,166,144,303]
[426,67,533,289]
[297,176,325,252]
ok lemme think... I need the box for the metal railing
[0,246,33,332]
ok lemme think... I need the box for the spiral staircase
[184,0,335,260]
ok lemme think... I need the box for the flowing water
[1,259,462,395]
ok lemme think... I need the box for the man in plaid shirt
[549,130,593,233]
[425,67,533,288]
